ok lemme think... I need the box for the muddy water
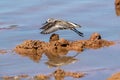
[0,0,120,80]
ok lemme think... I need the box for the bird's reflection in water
[15,47,80,66]
[13,48,84,80]
[45,52,79,68]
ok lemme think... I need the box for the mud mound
[108,72,120,80]
[115,0,120,9]
[115,0,120,16]
[15,32,114,54]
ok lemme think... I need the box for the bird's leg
[71,28,84,37]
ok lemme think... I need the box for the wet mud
[14,32,114,58]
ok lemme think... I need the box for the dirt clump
[90,32,101,40]
[15,40,45,62]
[107,72,120,80]
[34,74,50,80]
[49,33,59,42]
[53,68,84,80]
[115,0,120,16]
[16,40,46,49]
[15,32,114,52]
[69,32,114,50]
[115,0,120,9]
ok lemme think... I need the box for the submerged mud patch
[2,69,85,80]
[0,49,7,54]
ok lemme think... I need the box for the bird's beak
[78,24,82,27]
[42,21,48,25]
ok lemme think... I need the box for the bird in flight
[40,18,84,37]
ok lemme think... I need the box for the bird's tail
[71,28,84,37]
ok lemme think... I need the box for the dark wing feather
[40,22,59,34]
[40,22,53,29]
[41,26,59,34]
[71,28,84,37]
[40,21,48,29]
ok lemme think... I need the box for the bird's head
[42,18,56,25]
[47,18,56,23]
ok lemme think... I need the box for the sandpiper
[40,18,84,37]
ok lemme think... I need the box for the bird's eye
[48,19,51,22]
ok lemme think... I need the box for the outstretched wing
[40,22,52,30]
[40,22,59,34]
[67,21,82,28]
